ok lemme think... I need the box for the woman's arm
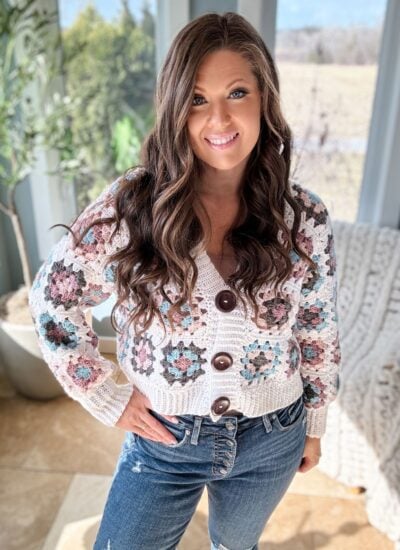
[28,176,134,427]
[294,192,342,439]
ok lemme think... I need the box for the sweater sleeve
[28,176,134,427]
[294,193,342,438]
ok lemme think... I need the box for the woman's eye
[192,96,205,107]
[231,89,248,99]
[191,88,248,107]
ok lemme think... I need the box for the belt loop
[262,413,273,433]
[190,416,203,445]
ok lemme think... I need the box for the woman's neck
[196,162,245,199]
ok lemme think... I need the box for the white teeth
[208,133,237,145]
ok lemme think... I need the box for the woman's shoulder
[104,165,148,199]
[289,179,325,208]
[69,167,146,254]
[78,166,148,224]
[287,179,332,234]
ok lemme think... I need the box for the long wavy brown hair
[53,11,317,338]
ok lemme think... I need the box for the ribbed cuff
[305,405,328,438]
[78,378,135,427]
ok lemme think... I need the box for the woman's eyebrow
[194,78,249,92]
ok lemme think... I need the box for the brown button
[212,397,231,414]
[212,352,233,371]
[215,290,237,312]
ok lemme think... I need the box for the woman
[29,11,341,550]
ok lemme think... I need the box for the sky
[276,0,386,29]
[59,0,387,30]
[59,0,156,29]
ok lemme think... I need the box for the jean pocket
[140,411,192,449]
[150,409,188,429]
[272,396,306,432]
[160,426,191,448]
[139,424,191,449]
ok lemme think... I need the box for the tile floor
[0,356,395,550]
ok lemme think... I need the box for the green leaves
[60,2,155,209]
[112,116,141,173]
[0,0,59,189]
[1,0,156,206]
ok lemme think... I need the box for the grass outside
[277,62,378,222]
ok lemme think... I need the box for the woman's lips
[205,132,239,150]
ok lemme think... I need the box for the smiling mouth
[205,132,239,150]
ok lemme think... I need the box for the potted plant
[0,0,80,398]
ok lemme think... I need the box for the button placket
[213,428,237,477]
[210,288,242,422]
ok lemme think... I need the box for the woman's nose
[207,102,231,125]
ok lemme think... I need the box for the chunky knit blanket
[318,219,400,548]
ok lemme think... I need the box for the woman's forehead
[194,55,257,90]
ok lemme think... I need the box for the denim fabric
[93,395,307,550]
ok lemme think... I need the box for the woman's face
[187,49,262,173]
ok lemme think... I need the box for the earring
[278,142,284,155]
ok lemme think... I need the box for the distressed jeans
[93,394,307,550]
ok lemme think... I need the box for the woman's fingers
[162,414,180,424]
[297,454,320,473]
[116,388,178,443]
[139,413,177,444]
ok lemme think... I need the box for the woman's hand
[116,386,180,445]
[297,435,321,473]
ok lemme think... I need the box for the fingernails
[162,415,180,424]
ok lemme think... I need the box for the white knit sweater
[28,170,341,438]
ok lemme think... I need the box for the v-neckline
[201,249,238,287]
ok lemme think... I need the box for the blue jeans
[93,395,307,550]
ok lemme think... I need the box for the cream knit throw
[318,219,400,548]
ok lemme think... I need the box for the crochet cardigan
[28,170,342,438]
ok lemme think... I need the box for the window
[58,0,157,209]
[57,0,157,343]
[276,0,387,221]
